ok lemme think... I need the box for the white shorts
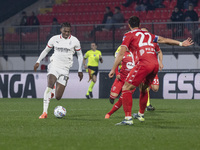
[47,63,69,86]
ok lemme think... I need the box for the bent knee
[122,83,135,91]
[110,92,118,98]
[151,85,159,92]
[152,88,159,92]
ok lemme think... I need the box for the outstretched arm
[34,46,52,72]
[83,58,87,69]
[157,50,163,71]
[76,50,83,81]
[157,37,194,47]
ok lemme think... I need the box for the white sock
[138,112,144,116]
[125,116,132,120]
[43,87,52,114]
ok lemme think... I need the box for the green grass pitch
[0,98,200,150]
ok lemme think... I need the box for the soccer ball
[54,106,67,118]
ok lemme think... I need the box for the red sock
[121,90,133,117]
[139,90,148,114]
[108,96,122,115]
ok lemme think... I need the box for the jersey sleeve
[151,33,159,43]
[74,38,81,51]
[47,36,55,48]
[121,33,132,49]
[115,46,121,58]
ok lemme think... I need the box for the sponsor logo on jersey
[126,62,134,69]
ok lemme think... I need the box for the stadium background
[0,0,199,99]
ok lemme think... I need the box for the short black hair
[61,22,71,28]
[106,6,110,10]
[128,16,140,28]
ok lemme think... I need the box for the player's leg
[109,78,123,104]
[55,82,66,100]
[133,83,149,122]
[133,83,150,122]
[146,87,151,107]
[51,85,56,99]
[146,85,158,111]
[115,65,147,125]
[55,74,69,100]
[86,67,98,98]
[39,74,57,119]
[133,66,159,121]
[89,74,97,98]
[106,87,136,119]
[109,92,118,104]
[86,74,96,98]
[105,96,123,119]
[147,74,159,111]
[105,79,124,118]
[115,82,136,125]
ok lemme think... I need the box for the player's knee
[110,92,118,98]
[122,83,134,91]
[92,78,97,83]
[152,86,159,92]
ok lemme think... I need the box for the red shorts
[110,78,125,95]
[126,63,159,87]
[151,74,159,85]
[111,78,136,95]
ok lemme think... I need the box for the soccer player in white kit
[34,22,83,119]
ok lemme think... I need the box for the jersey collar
[60,34,72,39]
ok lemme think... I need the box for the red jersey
[121,28,159,65]
[154,43,161,52]
[119,51,135,80]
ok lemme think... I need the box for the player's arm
[109,46,126,78]
[157,50,163,71]
[34,46,52,72]
[83,57,87,69]
[76,50,83,81]
[157,36,194,47]
[115,65,121,80]
[74,38,83,81]
[99,55,103,63]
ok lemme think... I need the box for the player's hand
[159,62,164,71]
[182,38,194,46]
[99,55,103,63]
[78,72,83,81]
[109,70,115,78]
[116,74,121,80]
[34,63,39,72]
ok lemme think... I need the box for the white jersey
[47,34,81,69]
